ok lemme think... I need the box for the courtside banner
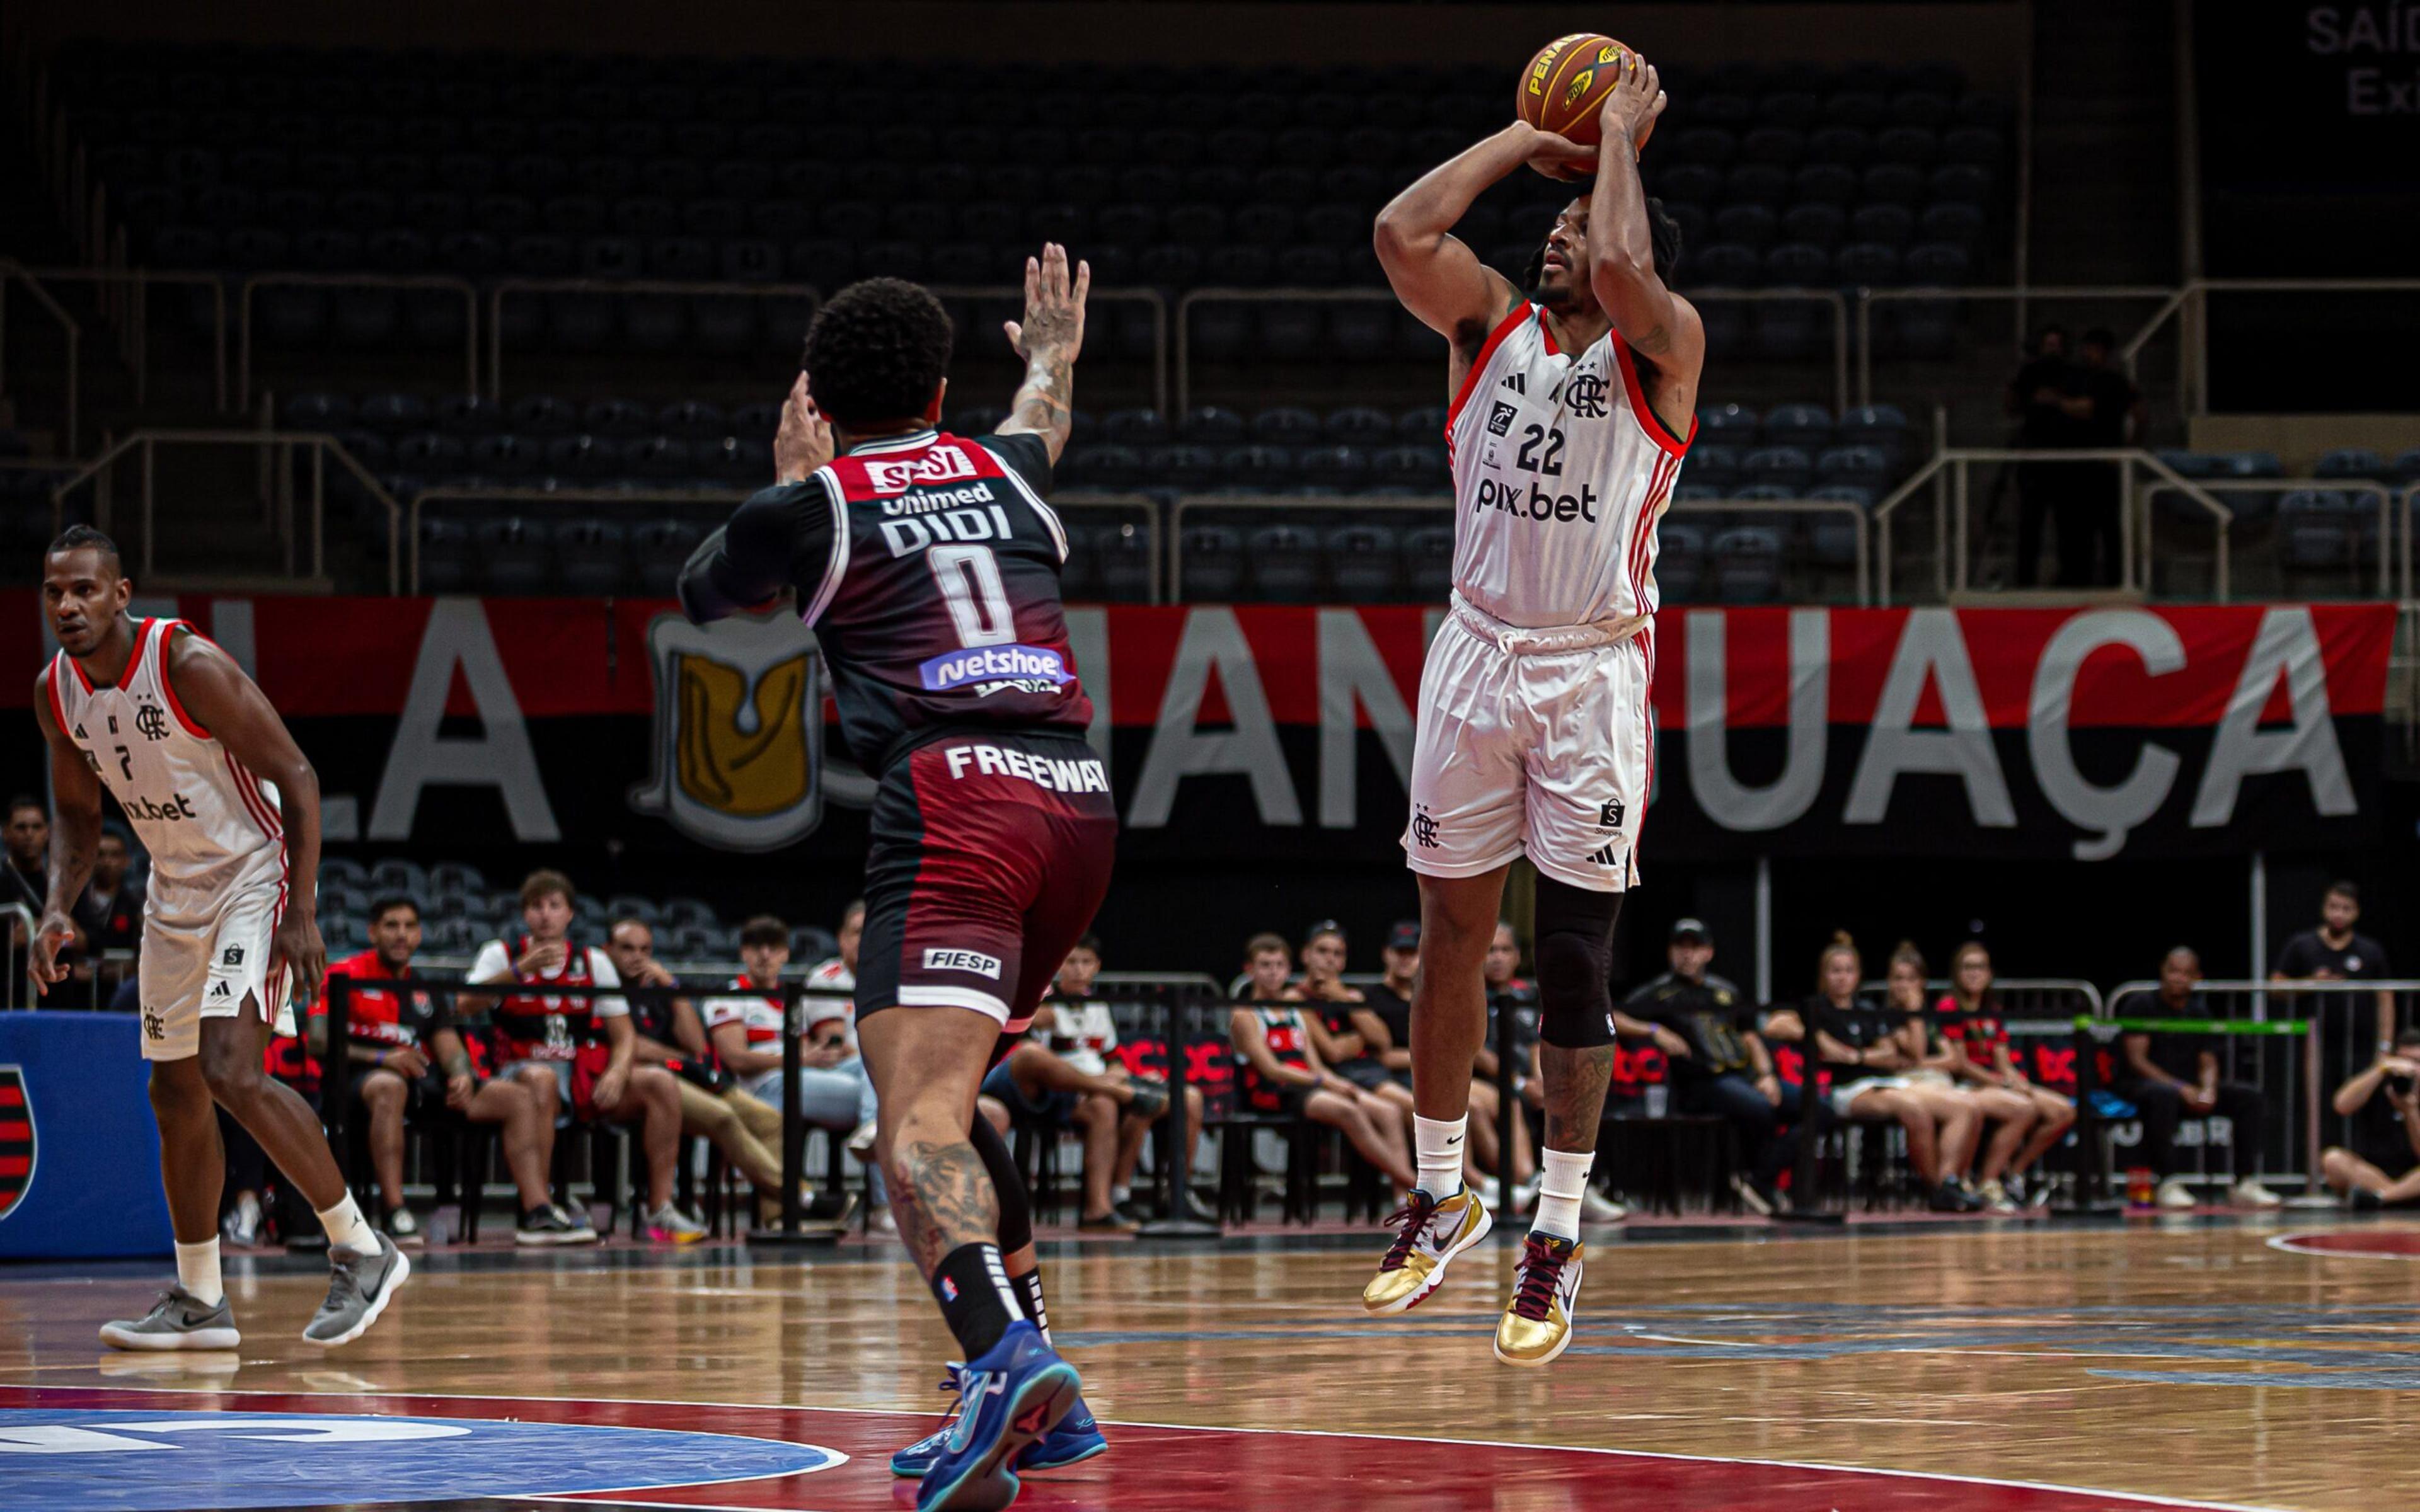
[3,598,2392,863]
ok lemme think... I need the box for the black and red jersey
[679,428,1092,774]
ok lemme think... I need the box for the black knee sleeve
[967,1113,1032,1254]
[1532,878,1622,1049]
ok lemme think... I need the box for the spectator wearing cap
[2272,881,2397,1082]
[1617,919,1793,1213]
[1354,920,1534,1203]
[2115,947,2279,1210]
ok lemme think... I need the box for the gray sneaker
[302,1234,411,1348]
[100,1288,241,1351]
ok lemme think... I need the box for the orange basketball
[1516,33,1632,147]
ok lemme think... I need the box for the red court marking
[2271,1228,2420,1259]
[0,1385,2274,1511]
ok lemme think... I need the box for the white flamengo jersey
[45,617,284,903]
[1443,304,1695,630]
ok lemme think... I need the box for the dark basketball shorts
[856,731,1119,1036]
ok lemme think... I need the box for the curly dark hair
[1522,195,1685,293]
[800,277,954,428]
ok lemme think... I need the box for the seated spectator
[1044,934,1212,1223]
[2114,947,2279,1210]
[458,869,705,1243]
[804,900,879,1149]
[1616,918,1794,1214]
[606,916,838,1226]
[320,896,582,1245]
[4,796,61,948]
[2321,1028,2420,1208]
[1892,942,2034,1214]
[1301,921,1414,1114]
[2273,880,2396,1077]
[1354,921,1533,1202]
[1937,942,2075,1203]
[1230,932,1415,1191]
[702,917,873,1143]
[1798,934,1980,1213]
[983,939,1177,1231]
[70,827,143,990]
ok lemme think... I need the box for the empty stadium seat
[1180,524,1245,602]
[1712,527,1785,602]
[1248,524,1321,601]
[1325,524,1399,602]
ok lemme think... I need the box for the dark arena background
[1,1,2417,1508]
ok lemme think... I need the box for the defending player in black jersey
[681,246,1110,1512]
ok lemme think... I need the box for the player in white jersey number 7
[1361,51,1705,1366]
[31,526,407,1349]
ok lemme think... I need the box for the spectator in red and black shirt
[1230,932,1415,1190]
[319,896,584,1246]
[1937,941,2073,1202]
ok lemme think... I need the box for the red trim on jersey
[64,650,94,695]
[117,618,154,691]
[226,751,282,840]
[1537,312,1562,358]
[1443,304,1536,441]
[156,621,213,738]
[1625,450,1680,617]
[41,662,68,740]
[1608,333,1695,459]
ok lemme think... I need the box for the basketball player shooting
[1360,48,1702,1366]
[679,246,1113,1512]
[30,527,408,1349]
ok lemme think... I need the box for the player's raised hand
[773,371,833,484]
[1598,49,1666,151]
[1003,242,1090,365]
[1521,123,1600,181]
[273,910,328,1007]
[26,908,76,995]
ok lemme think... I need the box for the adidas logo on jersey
[208,980,233,1001]
[1589,844,1622,867]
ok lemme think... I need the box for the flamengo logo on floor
[0,1409,841,1511]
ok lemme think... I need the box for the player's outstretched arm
[28,671,100,992]
[996,241,1088,465]
[1375,125,1586,350]
[165,628,326,1002]
[1586,53,1704,415]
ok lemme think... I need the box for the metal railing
[4,261,231,418]
[2128,278,2420,418]
[1855,284,2182,407]
[240,273,480,404]
[2136,477,2406,602]
[1872,446,2232,605]
[2102,978,2420,1201]
[1175,285,1850,415]
[46,428,402,591]
[0,259,82,454]
[1165,491,1871,605]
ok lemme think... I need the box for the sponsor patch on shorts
[923,948,1003,979]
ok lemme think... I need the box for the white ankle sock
[175,1238,224,1307]
[317,1193,377,1254]
[1414,1114,1467,1200]
[1531,1147,1596,1240]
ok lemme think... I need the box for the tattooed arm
[995,241,1088,465]
[27,669,98,991]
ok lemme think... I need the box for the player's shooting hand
[1597,49,1666,151]
[1521,123,1599,180]
[773,371,833,484]
[273,910,327,1006]
[1003,243,1089,365]
[26,908,76,994]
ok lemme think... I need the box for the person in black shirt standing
[2113,948,2279,1210]
[2273,881,2397,1084]
[1618,919,1790,1213]
[2008,325,2083,587]
[2321,1028,2420,1208]
[682,252,1109,1499]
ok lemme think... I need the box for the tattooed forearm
[884,1137,998,1278]
[1538,1043,1616,1151]
[1005,349,1075,464]
[45,814,98,917]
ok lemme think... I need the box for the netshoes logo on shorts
[1473,476,1600,524]
[918,644,1072,691]
[922,947,1004,978]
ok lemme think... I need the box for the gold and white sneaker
[1362,1187,1492,1315]
[1493,1232,1582,1366]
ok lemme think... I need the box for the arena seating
[55,43,2008,367]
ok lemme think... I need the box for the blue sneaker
[915,1320,1080,1512]
[891,1369,1107,1478]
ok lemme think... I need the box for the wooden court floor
[5,1214,2419,1510]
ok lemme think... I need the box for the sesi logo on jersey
[861,444,979,496]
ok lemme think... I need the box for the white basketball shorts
[137,857,297,1062]
[1402,595,1654,893]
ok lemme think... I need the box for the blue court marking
[2090,1369,2420,1392]
[0,1409,843,1511]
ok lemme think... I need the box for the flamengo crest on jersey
[1444,306,1693,630]
[47,619,284,893]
